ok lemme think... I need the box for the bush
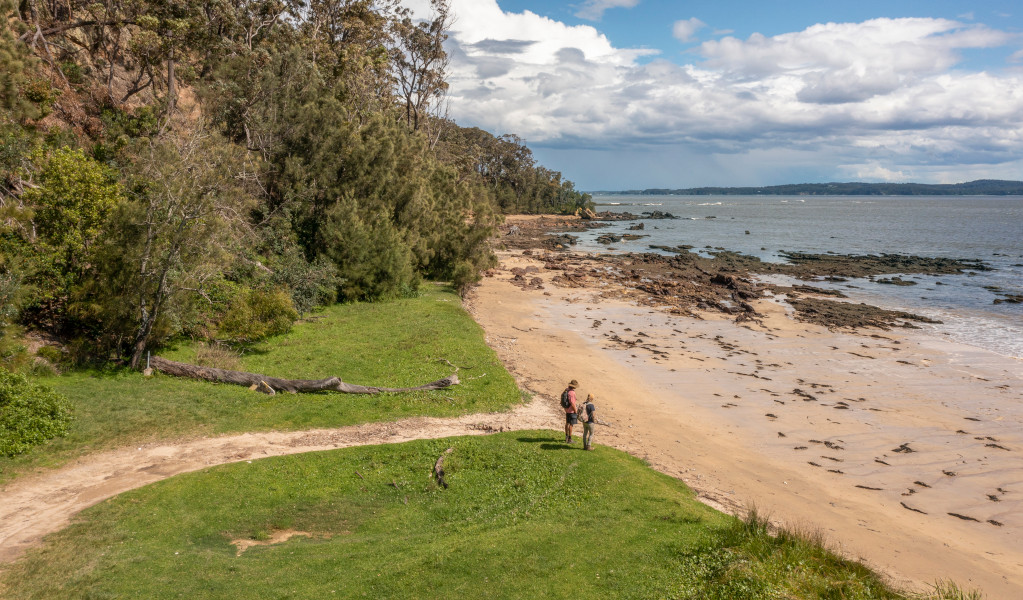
[217,288,298,344]
[0,369,73,457]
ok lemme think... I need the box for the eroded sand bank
[466,246,1023,598]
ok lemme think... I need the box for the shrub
[217,288,298,344]
[0,369,73,457]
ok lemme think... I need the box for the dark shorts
[566,413,579,425]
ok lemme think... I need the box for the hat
[568,379,579,388]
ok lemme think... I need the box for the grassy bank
[0,284,521,483]
[0,431,921,600]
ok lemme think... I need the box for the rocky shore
[496,215,989,329]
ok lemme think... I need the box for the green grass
[0,432,917,600]
[0,284,521,483]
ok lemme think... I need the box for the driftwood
[149,356,459,394]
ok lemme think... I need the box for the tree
[391,0,449,138]
[23,147,125,274]
[90,123,255,367]
[15,147,125,336]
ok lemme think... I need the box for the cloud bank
[406,0,1023,186]
[574,0,641,22]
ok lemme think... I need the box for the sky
[403,0,1023,190]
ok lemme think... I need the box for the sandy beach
[466,224,1023,598]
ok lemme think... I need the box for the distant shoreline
[590,179,1023,196]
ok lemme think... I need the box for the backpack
[560,389,572,409]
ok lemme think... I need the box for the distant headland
[592,179,1023,196]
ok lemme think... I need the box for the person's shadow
[517,436,578,451]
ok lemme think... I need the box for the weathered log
[149,356,459,394]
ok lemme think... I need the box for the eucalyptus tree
[390,0,449,141]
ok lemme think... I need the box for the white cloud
[429,1,1023,185]
[672,18,706,43]
[574,0,641,22]
[845,164,910,182]
[698,18,1011,78]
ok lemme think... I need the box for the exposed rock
[542,233,578,250]
[875,276,917,286]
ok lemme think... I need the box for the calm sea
[581,195,1023,359]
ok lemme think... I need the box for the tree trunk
[149,356,459,394]
[166,51,177,114]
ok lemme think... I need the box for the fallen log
[149,356,459,394]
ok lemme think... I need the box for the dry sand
[467,244,1023,598]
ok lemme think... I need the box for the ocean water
[579,195,1023,359]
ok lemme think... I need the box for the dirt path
[0,398,558,566]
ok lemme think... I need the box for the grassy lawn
[0,284,521,483]
[0,431,915,600]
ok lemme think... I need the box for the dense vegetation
[0,0,591,371]
[0,368,72,456]
[607,180,1023,196]
[0,432,933,600]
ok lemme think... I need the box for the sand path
[0,398,558,567]
[467,248,1023,599]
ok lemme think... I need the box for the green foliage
[34,345,65,366]
[320,197,420,300]
[23,146,125,272]
[13,147,126,337]
[0,123,33,201]
[0,369,73,457]
[59,60,86,85]
[0,4,47,121]
[671,509,903,599]
[0,242,31,368]
[436,125,593,214]
[217,288,298,343]
[100,105,161,140]
[0,257,23,329]
[930,581,985,600]
[0,326,28,370]
[88,128,255,364]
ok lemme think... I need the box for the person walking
[561,379,579,443]
[582,394,596,451]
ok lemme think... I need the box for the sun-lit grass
[0,432,928,600]
[0,284,521,483]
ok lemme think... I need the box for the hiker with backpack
[581,394,596,451]
[560,379,579,443]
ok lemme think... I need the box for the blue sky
[406,0,1023,190]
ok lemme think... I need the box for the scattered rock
[875,276,917,286]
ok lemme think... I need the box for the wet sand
[466,244,1023,598]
